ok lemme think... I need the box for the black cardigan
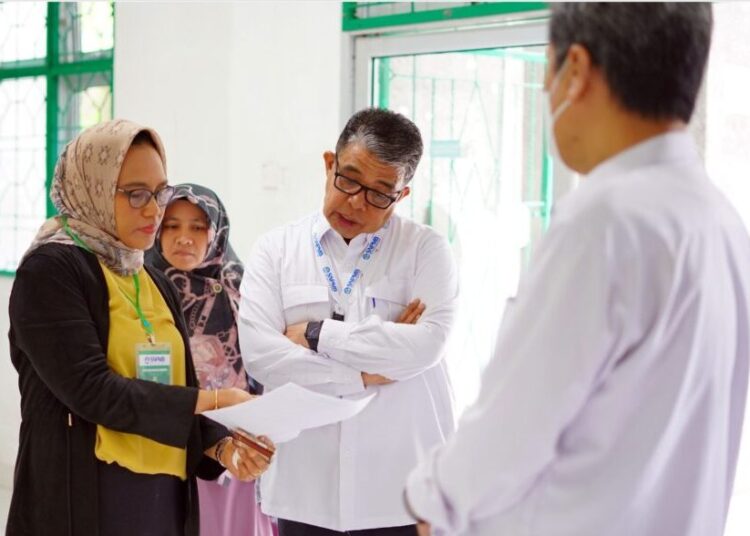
[6,243,228,536]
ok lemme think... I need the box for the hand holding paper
[204,382,376,444]
[225,434,274,481]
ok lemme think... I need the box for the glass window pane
[0,77,47,272]
[372,46,548,410]
[57,72,113,155]
[0,2,47,65]
[355,2,474,19]
[59,2,114,63]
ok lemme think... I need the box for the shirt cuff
[318,318,353,359]
[405,449,456,533]
[330,366,366,396]
[318,320,365,395]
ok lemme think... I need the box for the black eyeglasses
[116,185,175,209]
[333,158,403,210]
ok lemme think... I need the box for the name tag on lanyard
[136,343,173,385]
[312,217,388,321]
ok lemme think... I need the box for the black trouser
[278,519,418,536]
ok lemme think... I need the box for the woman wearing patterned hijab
[147,183,274,536]
[7,119,273,536]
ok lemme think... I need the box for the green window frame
[0,2,114,276]
[342,2,548,32]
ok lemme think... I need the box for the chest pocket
[364,279,410,322]
[281,284,330,326]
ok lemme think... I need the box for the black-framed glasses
[333,158,403,210]
[116,185,175,209]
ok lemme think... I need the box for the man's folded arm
[318,234,458,381]
[239,234,365,396]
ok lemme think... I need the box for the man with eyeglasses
[238,108,459,536]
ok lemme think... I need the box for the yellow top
[96,263,188,479]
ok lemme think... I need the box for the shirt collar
[314,211,333,238]
[586,130,701,183]
[313,212,395,249]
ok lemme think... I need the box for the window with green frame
[342,2,547,31]
[0,1,114,275]
[343,1,552,257]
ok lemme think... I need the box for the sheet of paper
[203,382,376,443]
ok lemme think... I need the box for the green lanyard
[117,274,156,344]
[60,215,156,344]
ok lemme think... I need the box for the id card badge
[136,342,173,385]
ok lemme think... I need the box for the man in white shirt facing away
[239,108,459,536]
[405,3,750,536]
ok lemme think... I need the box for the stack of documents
[204,382,376,443]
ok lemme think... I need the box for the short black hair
[549,3,712,122]
[336,108,423,183]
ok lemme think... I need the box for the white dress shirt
[406,131,750,536]
[239,212,458,531]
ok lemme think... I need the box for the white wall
[114,1,343,260]
[115,3,234,224]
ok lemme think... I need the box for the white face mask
[543,59,572,165]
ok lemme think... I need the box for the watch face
[305,321,323,351]
[305,320,323,341]
[332,312,345,321]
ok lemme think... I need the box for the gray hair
[336,108,423,184]
[550,3,712,123]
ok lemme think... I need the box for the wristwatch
[304,320,324,352]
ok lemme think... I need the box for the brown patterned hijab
[24,119,167,275]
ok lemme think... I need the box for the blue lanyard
[312,217,387,315]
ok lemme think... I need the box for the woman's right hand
[221,433,275,481]
[195,388,256,414]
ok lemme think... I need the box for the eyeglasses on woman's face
[116,185,175,209]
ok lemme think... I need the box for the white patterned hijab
[24,119,167,276]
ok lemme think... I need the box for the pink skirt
[198,477,276,536]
